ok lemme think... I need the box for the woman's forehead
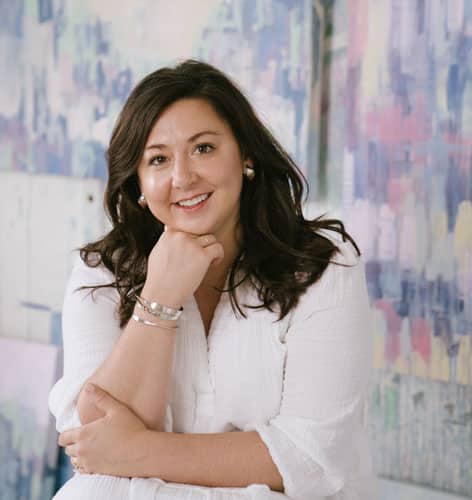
[145,98,230,146]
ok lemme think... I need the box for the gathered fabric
[49,237,376,500]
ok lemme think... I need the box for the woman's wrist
[130,429,165,478]
[132,302,178,329]
[140,283,185,311]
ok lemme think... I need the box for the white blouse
[48,236,376,500]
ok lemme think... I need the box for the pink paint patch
[410,318,431,363]
[348,0,369,65]
[441,133,472,148]
[374,299,402,364]
[411,150,428,167]
[441,132,472,171]
[365,94,431,146]
[387,177,412,212]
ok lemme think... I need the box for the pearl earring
[138,194,147,208]
[243,164,255,180]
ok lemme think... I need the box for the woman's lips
[174,192,212,212]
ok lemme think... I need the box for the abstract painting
[313,0,472,495]
[0,336,61,500]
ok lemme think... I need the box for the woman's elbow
[76,382,106,425]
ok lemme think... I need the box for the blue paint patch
[445,161,466,230]
[0,1,24,37]
[96,60,106,95]
[38,0,53,23]
[311,3,321,85]
[94,19,109,55]
[54,448,74,491]
[365,260,383,300]
[447,64,460,111]
[72,60,92,89]
[464,0,472,22]
[50,311,62,346]
[19,301,51,311]
[389,50,413,113]
[416,0,425,34]
[53,2,66,63]
[86,140,107,179]
[111,68,132,102]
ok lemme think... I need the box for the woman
[49,59,375,499]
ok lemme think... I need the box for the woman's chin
[167,221,215,236]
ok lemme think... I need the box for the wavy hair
[80,59,360,327]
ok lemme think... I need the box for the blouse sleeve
[48,254,173,433]
[253,241,375,499]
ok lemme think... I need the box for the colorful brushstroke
[317,0,472,384]
[0,0,312,179]
[0,337,61,500]
[314,0,472,495]
[370,373,472,496]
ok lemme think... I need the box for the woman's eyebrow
[145,130,222,150]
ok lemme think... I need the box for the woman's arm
[73,229,223,432]
[132,429,284,490]
[49,254,178,434]
[61,385,283,490]
[76,314,176,431]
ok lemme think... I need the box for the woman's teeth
[177,193,210,207]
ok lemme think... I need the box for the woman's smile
[173,192,213,211]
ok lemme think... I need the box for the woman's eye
[149,155,166,166]
[195,143,214,154]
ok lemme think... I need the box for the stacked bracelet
[134,294,183,321]
[131,314,177,331]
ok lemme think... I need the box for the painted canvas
[0,336,61,500]
[317,0,472,384]
[314,0,472,495]
[0,0,313,343]
[0,0,312,180]
[0,0,315,495]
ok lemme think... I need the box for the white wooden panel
[0,171,30,339]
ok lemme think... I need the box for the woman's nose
[171,155,197,189]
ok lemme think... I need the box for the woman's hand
[142,227,224,308]
[59,384,150,477]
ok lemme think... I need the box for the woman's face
[137,98,251,240]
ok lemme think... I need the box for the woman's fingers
[196,234,217,247]
[64,443,80,457]
[193,234,223,263]
[144,227,225,304]
[204,241,225,264]
[165,229,223,262]
[58,428,79,447]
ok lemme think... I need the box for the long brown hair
[80,59,360,327]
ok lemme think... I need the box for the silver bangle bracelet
[135,300,177,321]
[135,294,183,321]
[131,314,177,331]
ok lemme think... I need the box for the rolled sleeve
[48,254,123,432]
[255,243,375,499]
[48,254,173,433]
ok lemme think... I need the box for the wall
[0,0,312,497]
[314,0,472,496]
[1,0,471,498]
[0,0,312,345]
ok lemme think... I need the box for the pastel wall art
[0,337,61,500]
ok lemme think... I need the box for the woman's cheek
[144,175,171,204]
